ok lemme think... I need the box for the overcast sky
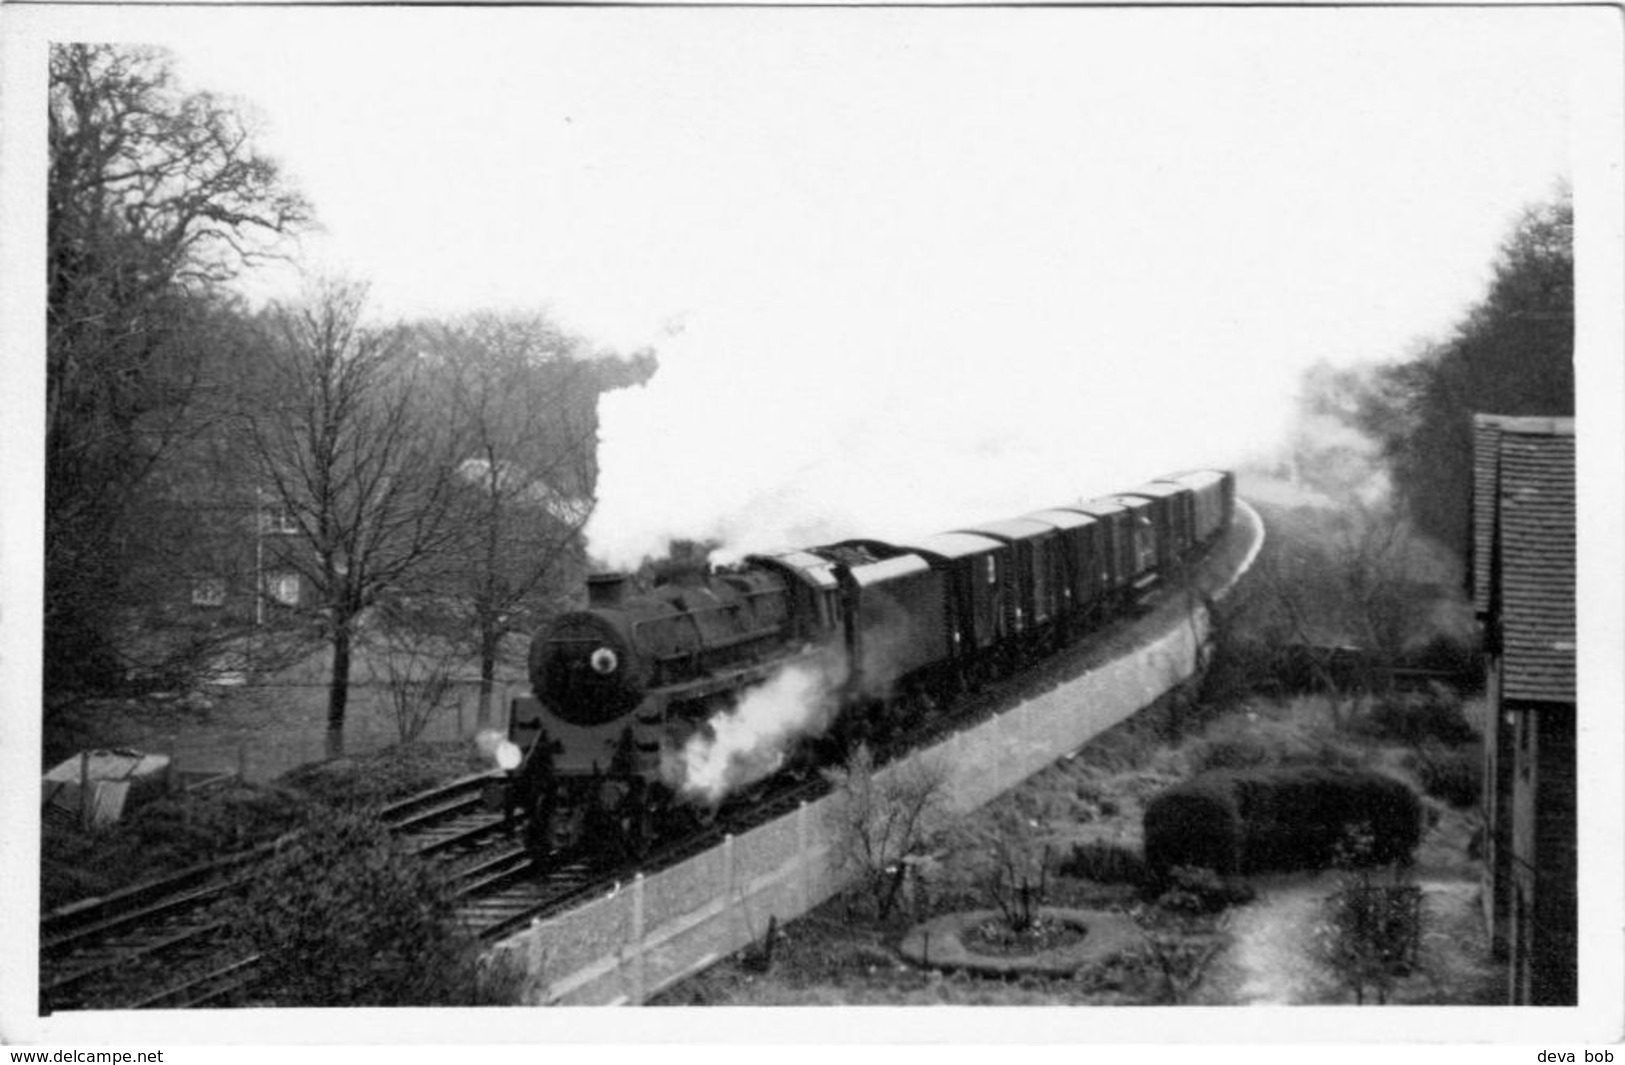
[8,6,1608,566]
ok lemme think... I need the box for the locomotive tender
[491,470,1235,856]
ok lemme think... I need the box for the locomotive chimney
[587,572,630,608]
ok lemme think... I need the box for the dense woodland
[46,44,656,747]
[1291,190,1574,548]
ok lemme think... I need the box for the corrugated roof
[1480,418,1575,704]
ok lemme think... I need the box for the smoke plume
[663,653,849,806]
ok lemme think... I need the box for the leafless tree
[418,312,604,718]
[823,745,951,921]
[243,280,467,755]
[365,601,461,744]
[1246,497,1433,713]
[46,43,308,690]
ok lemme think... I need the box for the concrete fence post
[796,801,810,912]
[628,872,647,1004]
[526,918,547,1004]
[723,833,738,944]
[79,751,91,829]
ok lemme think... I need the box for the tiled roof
[1474,415,1575,704]
[1471,418,1502,613]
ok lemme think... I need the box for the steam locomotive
[488,470,1234,857]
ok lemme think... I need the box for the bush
[1410,743,1483,808]
[230,809,524,1005]
[822,745,950,922]
[1156,864,1255,913]
[1143,766,1422,876]
[1058,840,1149,887]
[1182,710,1366,775]
[1315,827,1424,1004]
[1355,693,1476,748]
[1188,734,1274,772]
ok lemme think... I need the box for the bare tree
[46,43,308,690]
[419,312,604,717]
[1244,497,1434,711]
[823,745,951,921]
[365,601,460,744]
[243,281,466,755]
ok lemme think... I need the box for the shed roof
[1473,414,1575,704]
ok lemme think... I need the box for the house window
[262,505,300,535]
[268,573,301,606]
[192,579,226,607]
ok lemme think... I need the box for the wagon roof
[1158,470,1226,490]
[1068,499,1128,518]
[1119,481,1188,500]
[1103,493,1158,513]
[895,530,1005,561]
[851,553,933,586]
[955,517,1056,543]
[1021,508,1098,531]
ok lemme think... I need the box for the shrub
[1143,766,1422,876]
[1411,743,1483,808]
[822,745,950,922]
[1182,709,1366,775]
[1157,864,1255,913]
[230,809,523,1005]
[1355,692,1476,748]
[1131,867,1244,1004]
[1314,826,1424,1004]
[1188,734,1274,772]
[1406,634,1484,685]
[1142,773,1243,875]
[1058,840,1149,887]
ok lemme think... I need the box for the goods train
[487,470,1235,857]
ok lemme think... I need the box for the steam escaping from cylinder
[664,653,849,806]
[475,728,522,771]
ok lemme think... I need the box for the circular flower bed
[899,908,1142,978]
[961,914,1089,957]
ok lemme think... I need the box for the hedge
[1143,766,1421,876]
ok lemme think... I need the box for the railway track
[38,771,511,1012]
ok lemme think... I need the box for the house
[1470,413,1575,1005]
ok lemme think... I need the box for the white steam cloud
[588,306,1290,570]
[663,654,849,806]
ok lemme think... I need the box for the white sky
[8,6,1598,566]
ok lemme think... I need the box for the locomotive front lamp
[495,739,523,771]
